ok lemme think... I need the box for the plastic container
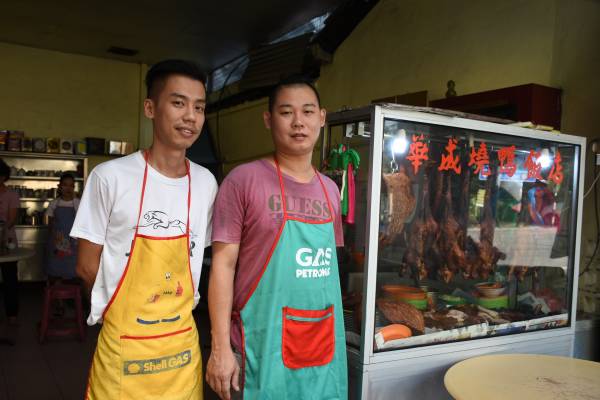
[475,282,506,298]
[382,285,428,310]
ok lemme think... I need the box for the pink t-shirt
[212,159,343,352]
[0,188,20,244]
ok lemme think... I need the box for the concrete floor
[0,283,220,400]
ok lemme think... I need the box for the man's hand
[206,347,240,400]
[207,241,241,399]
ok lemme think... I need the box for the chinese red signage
[400,135,564,184]
[498,145,517,177]
[548,149,564,184]
[468,142,490,177]
[524,150,543,180]
[438,138,462,174]
[406,134,429,174]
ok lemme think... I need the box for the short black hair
[145,59,207,100]
[59,172,75,184]
[268,75,321,111]
[0,159,10,181]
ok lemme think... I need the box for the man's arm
[76,239,103,294]
[206,241,240,400]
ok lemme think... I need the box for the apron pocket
[120,327,199,399]
[282,305,335,369]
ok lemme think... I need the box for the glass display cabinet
[322,105,585,399]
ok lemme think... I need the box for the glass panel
[374,118,578,352]
[324,122,371,349]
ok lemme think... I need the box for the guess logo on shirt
[268,194,331,221]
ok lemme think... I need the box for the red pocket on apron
[282,305,335,369]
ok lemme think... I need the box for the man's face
[144,75,206,151]
[59,178,75,197]
[263,85,326,157]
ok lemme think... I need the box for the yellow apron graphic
[86,154,202,400]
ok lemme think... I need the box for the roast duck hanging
[380,165,416,245]
[393,159,505,282]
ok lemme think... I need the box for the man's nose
[183,104,196,121]
[292,111,304,127]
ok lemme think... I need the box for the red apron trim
[286,216,333,225]
[185,163,195,293]
[135,233,188,240]
[315,171,335,223]
[274,159,289,219]
[120,326,192,340]
[240,316,247,393]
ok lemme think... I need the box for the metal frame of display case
[324,104,585,399]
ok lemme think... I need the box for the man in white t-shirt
[71,59,217,399]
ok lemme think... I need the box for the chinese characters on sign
[401,134,563,184]
[548,149,564,184]
[498,145,517,177]
[406,134,429,174]
[524,150,543,180]
[468,142,491,177]
[438,138,462,174]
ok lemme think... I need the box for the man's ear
[143,98,155,119]
[263,111,272,130]
[319,108,326,128]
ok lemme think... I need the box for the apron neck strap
[135,150,191,236]
[273,156,334,222]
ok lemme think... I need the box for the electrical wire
[580,148,600,276]
[583,171,600,198]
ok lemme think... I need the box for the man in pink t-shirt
[206,76,345,400]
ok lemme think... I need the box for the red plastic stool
[39,283,86,343]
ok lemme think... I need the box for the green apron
[236,159,348,400]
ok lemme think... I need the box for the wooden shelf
[10,176,83,182]
[0,151,87,160]
[19,198,50,202]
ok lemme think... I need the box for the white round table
[444,354,600,400]
[0,247,35,263]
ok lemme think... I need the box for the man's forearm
[208,242,240,352]
[76,239,103,295]
[208,265,235,351]
[77,263,99,294]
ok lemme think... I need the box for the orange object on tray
[379,324,412,341]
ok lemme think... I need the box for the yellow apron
[86,154,202,400]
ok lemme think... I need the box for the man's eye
[195,106,205,113]
[173,101,184,107]
[304,110,314,114]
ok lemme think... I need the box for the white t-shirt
[71,151,218,325]
[45,198,80,217]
